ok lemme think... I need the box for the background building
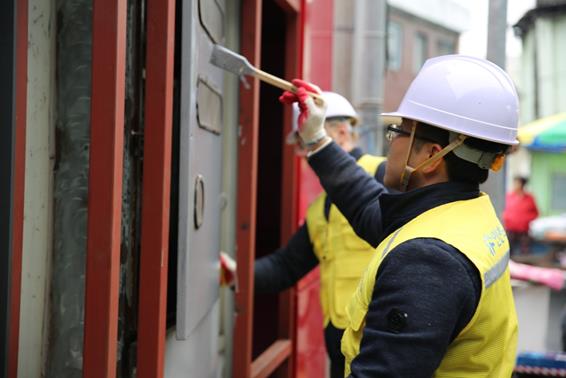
[383,0,469,112]
[510,0,566,357]
[513,0,566,216]
[333,0,470,155]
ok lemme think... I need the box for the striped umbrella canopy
[518,112,566,152]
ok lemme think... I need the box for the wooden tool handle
[253,69,324,104]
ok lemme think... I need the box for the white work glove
[219,251,237,289]
[279,79,328,146]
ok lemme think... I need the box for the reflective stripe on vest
[342,194,518,377]
[306,154,386,329]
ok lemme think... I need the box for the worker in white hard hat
[253,91,387,378]
[279,55,519,377]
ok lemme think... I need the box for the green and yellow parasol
[518,113,566,152]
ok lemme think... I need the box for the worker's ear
[421,143,444,173]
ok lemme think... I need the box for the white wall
[513,283,566,353]
[18,0,56,376]
[536,14,566,118]
[514,284,550,353]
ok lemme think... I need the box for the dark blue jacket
[308,142,482,378]
[254,148,385,294]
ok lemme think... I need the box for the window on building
[551,172,566,211]
[437,39,455,56]
[413,32,428,73]
[387,21,403,71]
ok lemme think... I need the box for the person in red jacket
[503,176,539,255]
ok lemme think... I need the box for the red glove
[279,79,327,145]
[220,251,237,289]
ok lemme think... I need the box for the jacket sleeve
[308,142,386,247]
[348,239,481,378]
[254,224,319,293]
[527,193,539,221]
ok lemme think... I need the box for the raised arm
[280,79,386,246]
[308,142,386,247]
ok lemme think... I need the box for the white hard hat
[382,55,519,145]
[288,91,358,145]
[322,91,358,124]
[291,91,358,124]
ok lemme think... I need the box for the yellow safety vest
[342,194,518,377]
[306,154,386,329]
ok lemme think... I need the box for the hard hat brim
[380,112,403,126]
[381,111,519,145]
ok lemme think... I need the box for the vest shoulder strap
[306,193,327,241]
[380,194,507,285]
[357,154,386,176]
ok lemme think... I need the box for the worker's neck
[407,170,450,191]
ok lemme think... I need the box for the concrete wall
[18,0,56,376]
[519,12,566,122]
[332,0,355,99]
[48,0,92,375]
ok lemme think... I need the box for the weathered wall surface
[49,0,91,376]
[18,0,56,376]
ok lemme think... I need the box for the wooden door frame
[136,0,176,376]
[234,0,302,377]
[83,1,127,377]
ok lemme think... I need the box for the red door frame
[136,0,176,376]
[8,0,29,376]
[294,0,334,376]
[234,0,302,377]
[83,0,127,376]
[269,1,302,377]
[233,0,262,376]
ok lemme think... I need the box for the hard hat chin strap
[400,121,468,191]
[399,121,418,191]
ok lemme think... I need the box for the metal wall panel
[177,0,225,341]
[165,300,221,377]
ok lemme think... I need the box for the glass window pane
[437,39,455,56]
[413,32,428,73]
[387,21,403,71]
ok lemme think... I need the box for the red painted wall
[295,0,333,376]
